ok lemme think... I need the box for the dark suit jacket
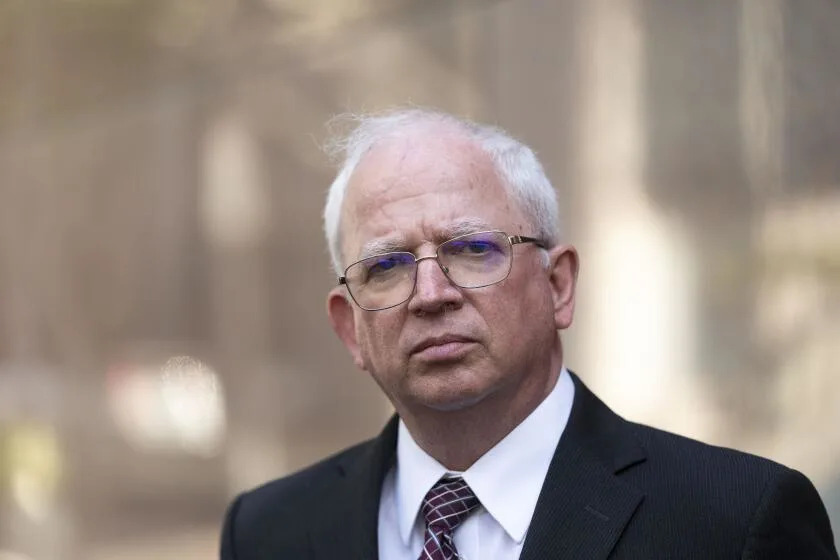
[220,372,838,559]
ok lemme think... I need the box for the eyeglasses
[338,230,545,311]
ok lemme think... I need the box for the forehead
[348,129,496,201]
[340,129,525,256]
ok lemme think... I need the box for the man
[221,108,837,559]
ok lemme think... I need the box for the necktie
[417,476,480,560]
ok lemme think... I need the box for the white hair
[323,108,562,275]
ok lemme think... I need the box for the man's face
[327,129,577,416]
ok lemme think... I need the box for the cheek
[483,281,554,346]
[356,314,403,367]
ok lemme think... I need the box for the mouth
[410,335,478,361]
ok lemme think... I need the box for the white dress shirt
[378,367,575,560]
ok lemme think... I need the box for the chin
[398,362,500,412]
[414,383,493,412]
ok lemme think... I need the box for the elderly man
[221,109,837,559]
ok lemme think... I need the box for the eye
[364,254,411,280]
[368,257,397,274]
[463,240,495,254]
[445,238,503,256]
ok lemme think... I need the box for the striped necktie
[417,476,480,560]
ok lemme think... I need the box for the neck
[399,350,563,471]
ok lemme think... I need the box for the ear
[546,244,579,330]
[327,287,366,370]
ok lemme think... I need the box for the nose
[406,255,463,315]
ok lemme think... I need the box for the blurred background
[0,0,838,557]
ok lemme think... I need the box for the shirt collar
[394,367,575,545]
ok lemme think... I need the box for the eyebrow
[359,236,408,259]
[441,218,495,239]
[357,218,498,260]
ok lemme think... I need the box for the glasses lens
[439,231,512,288]
[344,252,416,310]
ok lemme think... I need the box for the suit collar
[309,417,398,560]
[519,371,646,559]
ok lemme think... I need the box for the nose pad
[407,255,463,314]
[411,256,458,301]
[414,255,449,280]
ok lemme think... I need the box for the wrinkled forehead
[347,130,494,200]
[338,131,516,256]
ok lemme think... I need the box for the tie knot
[421,476,480,532]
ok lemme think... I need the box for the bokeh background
[1,0,839,557]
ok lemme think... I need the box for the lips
[410,334,477,355]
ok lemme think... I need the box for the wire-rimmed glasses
[338,230,545,311]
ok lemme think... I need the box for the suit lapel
[308,417,398,560]
[520,373,646,560]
